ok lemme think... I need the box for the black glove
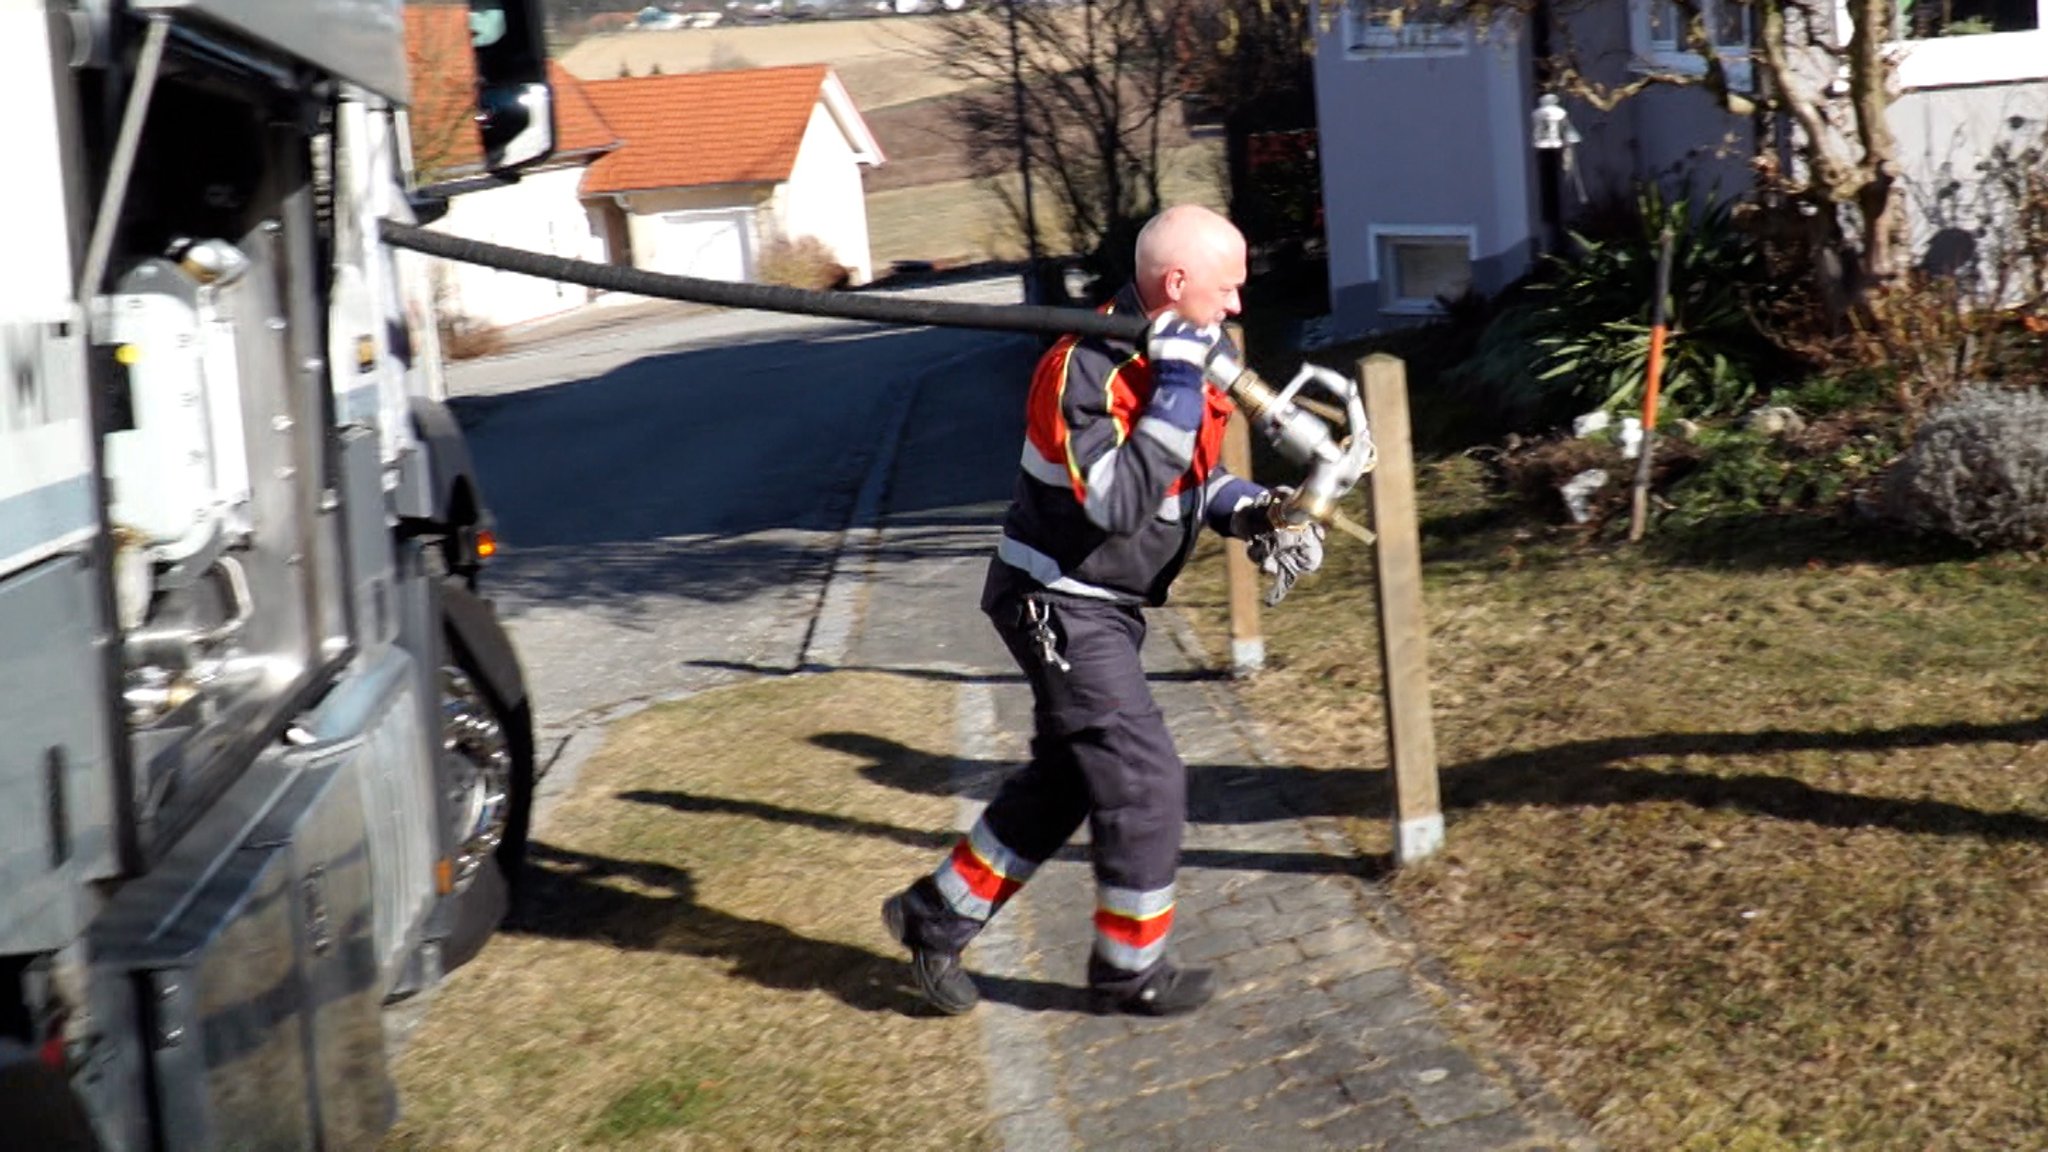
[1228,488,1279,541]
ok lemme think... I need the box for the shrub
[1449,184,1794,426]
[1883,384,2048,548]
[439,315,505,361]
[756,235,852,292]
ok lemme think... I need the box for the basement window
[1371,228,1475,315]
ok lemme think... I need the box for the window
[1901,0,2036,38]
[1888,0,2048,87]
[1371,227,1475,314]
[1631,0,1752,84]
[1644,0,1751,50]
[1343,0,1468,57]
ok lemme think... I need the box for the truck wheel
[439,620,534,969]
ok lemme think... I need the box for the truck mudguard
[406,395,483,528]
[440,581,528,714]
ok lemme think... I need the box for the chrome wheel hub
[440,663,510,893]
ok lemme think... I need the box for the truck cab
[0,2,553,1146]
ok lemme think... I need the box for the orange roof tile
[403,5,617,178]
[550,65,621,156]
[579,65,833,195]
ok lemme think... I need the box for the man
[882,204,1325,1017]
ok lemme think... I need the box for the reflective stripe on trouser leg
[1095,882,1175,972]
[1074,702,1186,989]
[933,817,1039,921]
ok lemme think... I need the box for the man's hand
[1246,495,1325,606]
[1143,311,1216,433]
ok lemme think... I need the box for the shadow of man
[505,840,1082,1014]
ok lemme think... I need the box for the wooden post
[1628,227,1676,543]
[1361,354,1443,864]
[1222,323,1263,676]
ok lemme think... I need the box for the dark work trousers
[911,563,1188,996]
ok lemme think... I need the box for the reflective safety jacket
[990,284,1265,607]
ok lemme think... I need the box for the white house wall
[768,102,876,284]
[1310,16,1538,335]
[1891,80,2048,287]
[427,164,607,329]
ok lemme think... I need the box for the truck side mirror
[468,0,555,172]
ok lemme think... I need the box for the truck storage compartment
[0,554,119,956]
[90,751,390,1151]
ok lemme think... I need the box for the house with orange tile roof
[578,64,886,287]
[403,5,624,328]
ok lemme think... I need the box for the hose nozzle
[1203,344,1377,540]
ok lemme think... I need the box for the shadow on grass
[802,719,2048,866]
[574,714,2048,1013]
[504,841,1076,1016]
[1642,513,1982,573]
[681,658,1229,686]
[1443,717,2048,841]
[1405,501,1984,580]
[618,785,1388,881]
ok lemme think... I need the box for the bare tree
[1177,0,1319,259]
[924,0,1190,290]
[1450,0,1907,317]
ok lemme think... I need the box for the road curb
[800,334,1035,671]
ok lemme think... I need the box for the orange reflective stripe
[948,838,1024,905]
[1025,336,1087,501]
[1094,905,1175,949]
[1102,354,1143,446]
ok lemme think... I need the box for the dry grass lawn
[559,19,970,111]
[381,672,991,1152]
[1174,448,2048,1151]
[866,141,1226,269]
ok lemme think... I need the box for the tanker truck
[0,1,554,1146]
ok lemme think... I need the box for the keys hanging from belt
[1023,597,1070,673]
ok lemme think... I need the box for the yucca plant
[1450,184,1789,426]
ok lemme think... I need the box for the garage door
[655,209,752,282]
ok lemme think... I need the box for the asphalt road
[442,283,1036,778]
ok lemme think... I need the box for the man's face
[1164,242,1248,329]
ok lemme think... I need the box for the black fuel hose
[379,220,1152,345]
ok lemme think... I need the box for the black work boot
[1088,962,1216,1017]
[882,881,980,1015]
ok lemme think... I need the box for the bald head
[1134,205,1248,328]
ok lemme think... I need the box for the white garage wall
[620,185,775,282]
[427,164,608,329]
[770,103,874,284]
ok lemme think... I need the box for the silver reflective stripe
[1202,470,1242,505]
[935,862,995,920]
[970,820,1037,884]
[995,535,1129,602]
[0,474,95,575]
[932,820,1038,920]
[1094,883,1177,973]
[1099,882,1175,919]
[1096,932,1172,973]
[1019,445,1072,488]
[1156,488,1204,523]
[1081,452,1120,528]
[1135,415,1195,462]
